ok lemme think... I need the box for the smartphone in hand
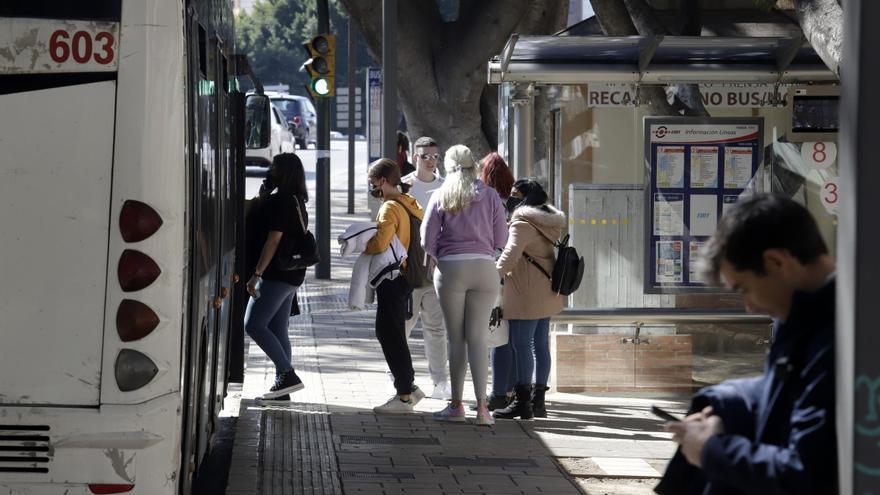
[652,405,683,422]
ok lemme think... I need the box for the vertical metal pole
[381,0,397,159]
[512,84,534,179]
[347,13,356,214]
[315,0,331,279]
[841,0,880,491]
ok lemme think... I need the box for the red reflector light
[118,249,161,292]
[293,116,301,125]
[116,299,160,342]
[89,484,134,494]
[119,200,163,243]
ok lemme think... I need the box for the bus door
[181,16,223,488]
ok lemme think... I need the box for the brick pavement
[225,156,684,495]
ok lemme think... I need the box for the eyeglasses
[417,153,441,161]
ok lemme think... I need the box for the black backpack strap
[523,251,551,281]
[519,218,558,246]
[517,218,555,281]
[391,198,416,219]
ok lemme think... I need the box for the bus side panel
[99,0,187,406]
[0,81,115,407]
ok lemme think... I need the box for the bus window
[245,94,269,149]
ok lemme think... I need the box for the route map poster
[644,117,764,293]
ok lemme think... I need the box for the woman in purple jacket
[421,145,509,426]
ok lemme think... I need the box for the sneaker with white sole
[410,385,426,406]
[433,402,467,422]
[475,404,495,426]
[262,370,304,399]
[430,381,452,400]
[373,395,414,414]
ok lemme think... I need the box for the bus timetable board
[644,117,764,293]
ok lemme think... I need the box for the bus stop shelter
[487,34,837,182]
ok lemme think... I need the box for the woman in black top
[245,153,309,400]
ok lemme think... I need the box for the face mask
[369,181,384,199]
[505,196,522,213]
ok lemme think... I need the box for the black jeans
[375,276,414,395]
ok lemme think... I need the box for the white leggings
[434,259,499,402]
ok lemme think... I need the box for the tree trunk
[793,0,842,77]
[591,0,709,116]
[339,0,568,159]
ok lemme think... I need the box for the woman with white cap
[421,144,509,426]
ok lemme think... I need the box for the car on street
[245,93,294,175]
[269,92,317,149]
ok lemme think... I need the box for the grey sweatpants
[434,259,499,402]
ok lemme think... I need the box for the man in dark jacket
[656,194,837,494]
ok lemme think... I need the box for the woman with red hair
[480,152,515,200]
[477,151,518,413]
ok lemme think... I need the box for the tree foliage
[236,0,375,94]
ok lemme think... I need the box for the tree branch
[793,0,842,77]
[622,0,669,34]
[589,0,638,35]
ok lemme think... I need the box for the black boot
[532,385,549,418]
[492,384,534,420]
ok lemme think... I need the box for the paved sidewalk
[225,160,686,495]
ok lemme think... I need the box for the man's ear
[762,248,793,274]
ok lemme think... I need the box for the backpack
[522,221,585,296]
[391,199,433,289]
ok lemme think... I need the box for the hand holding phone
[652,405,683,423]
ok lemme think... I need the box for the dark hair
[272,153,308,201]
[368,158,411,194]
[480,152,515,199]
[414,136,438,149]
[702,194,828,283]
[396,131,409,151]
[513,179,548,207]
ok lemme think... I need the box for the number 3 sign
[802,141,837,170]
[822,177,839,215]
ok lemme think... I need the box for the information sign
[645,117,764,292]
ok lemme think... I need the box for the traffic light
[302,34,335,98]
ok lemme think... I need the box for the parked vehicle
[245,94,293,172]
[269,92,317,149]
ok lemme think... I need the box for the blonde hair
[436,145,478,213]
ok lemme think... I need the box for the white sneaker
[411,385,426,406]
[430,381,452,400]
[373,395,414,414]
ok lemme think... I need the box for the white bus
[0,1,251,493]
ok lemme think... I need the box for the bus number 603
[50,29,115,65]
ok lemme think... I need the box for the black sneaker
[262,370,304,399]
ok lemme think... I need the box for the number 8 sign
[802,141,837,171]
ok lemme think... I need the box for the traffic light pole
[347,14,355,214]
[381,0,397,159]
[315,0,331,279]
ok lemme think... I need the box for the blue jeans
[244,279,298,374]
[508,318,551,386]
[491,343,517,395]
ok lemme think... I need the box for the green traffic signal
[302,34,335,98]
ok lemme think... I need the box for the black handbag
[273,197,320,271]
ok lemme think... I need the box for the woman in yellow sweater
[365,158,427,414]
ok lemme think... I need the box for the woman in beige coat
[493,180,566,420]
